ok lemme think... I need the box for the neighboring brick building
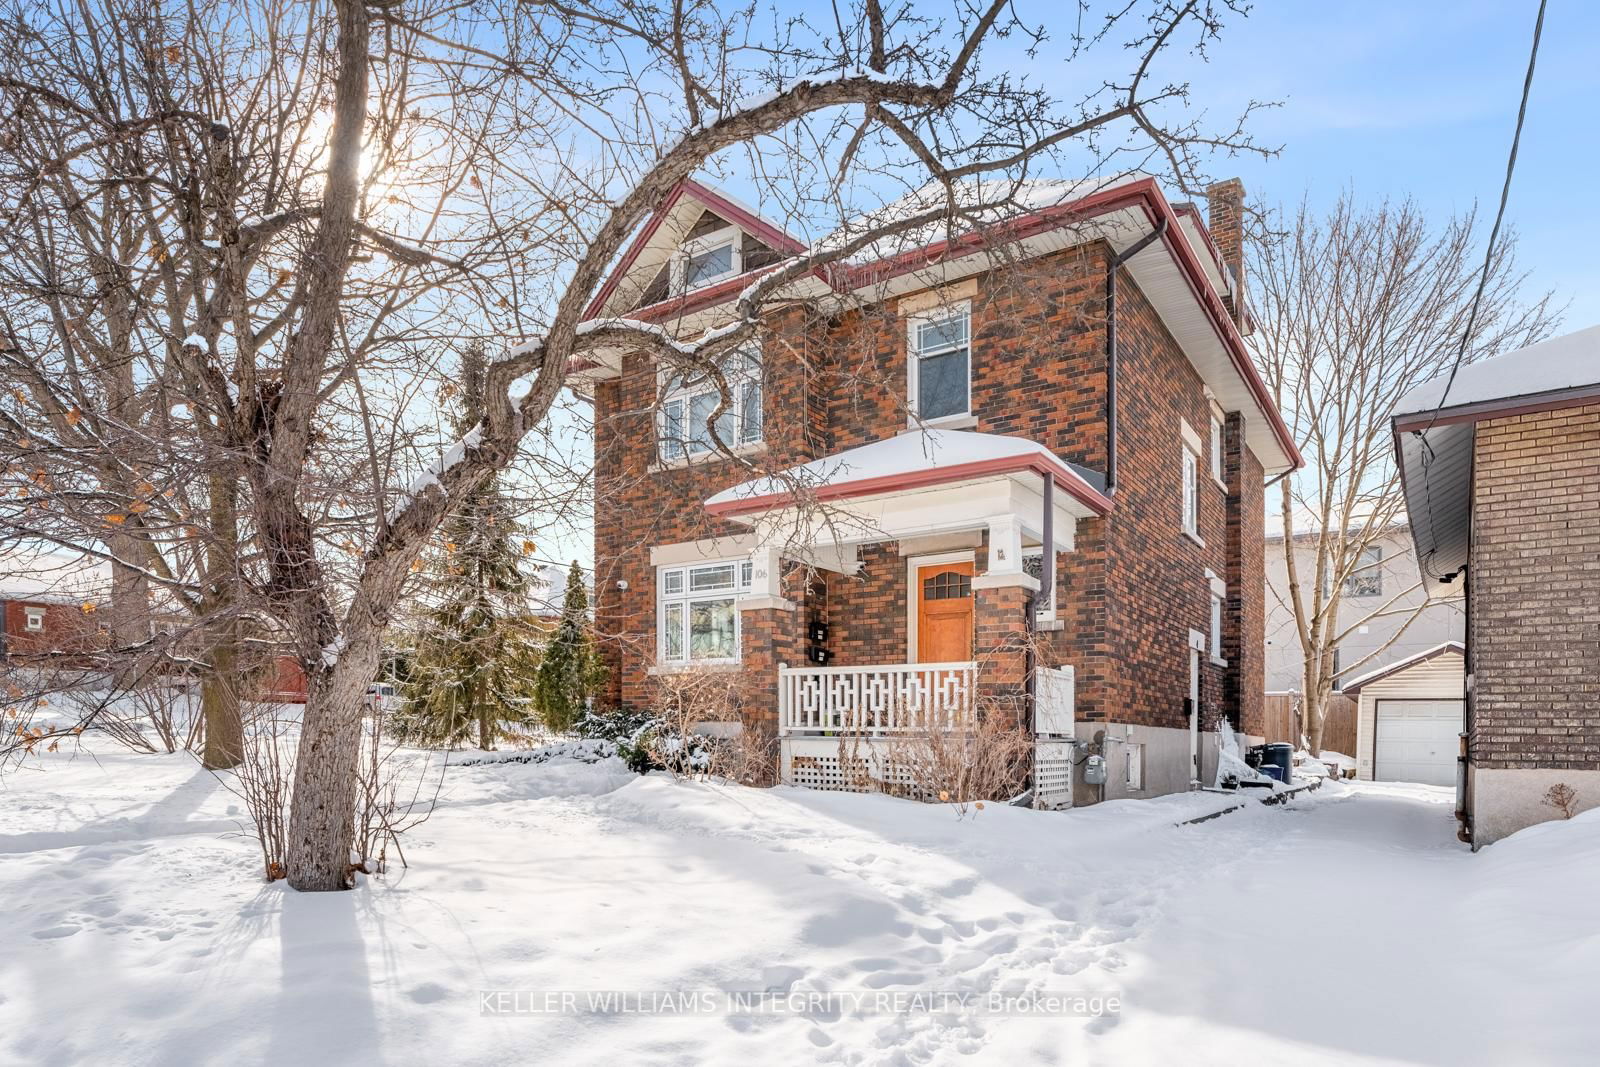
[0,595,105,664]
[1394,326,1600,845]
[577,174,1301,802]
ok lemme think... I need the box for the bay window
[658,558,753,664]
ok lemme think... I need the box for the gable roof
[1341,641,1465,694]
[583,180,806,321]
[573,173,1303,476]
[1392,325,1600,597]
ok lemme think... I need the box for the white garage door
[1375,700,1463,786]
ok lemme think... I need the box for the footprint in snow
[407,982,449,1004]
[32,924,80,939]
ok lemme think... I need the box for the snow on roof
[1341,641,1465,693]
[705,428,1108,513]
[0,548,110,603]
[1394,324,1600,416]
[812,172,1152,268]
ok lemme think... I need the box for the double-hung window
[908,304,971,423]
[1206,569,1227,665]
[1209,414,1225,483]
[658,558,753,664]
[673,226,740,294]
[658,348,763,462]
[1180,418,1202,541]
[1343,545,1383,598]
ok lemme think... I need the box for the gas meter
[1083,753,1107,786]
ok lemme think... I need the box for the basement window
[1126,743,1144,790]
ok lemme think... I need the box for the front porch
[691,429,1106,798]
[775,659,1078,804]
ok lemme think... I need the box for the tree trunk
[200,642,244,770]
[200,472,244,769]
[286,646,378,891]
[106,532,151,691]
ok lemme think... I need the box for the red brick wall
[592,244,1272,736]
[1470,403,1600,769]
[1,599,103,662]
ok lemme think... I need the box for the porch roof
[704,429,1112,518]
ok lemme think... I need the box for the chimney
[1206,178,1246,326]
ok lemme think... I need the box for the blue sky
[1122,0,1598,325]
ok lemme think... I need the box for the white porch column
[984,514,1026,577]
[742,544,795,611]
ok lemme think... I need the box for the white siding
[1355,651,1465,780]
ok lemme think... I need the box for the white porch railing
[778,662,976,735]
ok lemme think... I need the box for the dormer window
[673,226,741,294]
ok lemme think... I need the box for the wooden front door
[916,561,974,663]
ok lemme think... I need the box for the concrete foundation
[1470,767,1600,847]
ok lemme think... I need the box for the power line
[1421,0,1547,431]
[1415,0,1547,581]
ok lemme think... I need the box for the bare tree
[1250,194,1559,754]
[2,0,1272,889]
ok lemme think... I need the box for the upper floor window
[1208,576,1226,664]
[1343,545,1383,598]
[24,607,44,632]
[658,558,753,664]
[673,226,740,294]
[1209,413,1224,483]
[1177,422,1203,547]
[658,349,762,462]
[908,304,971,423]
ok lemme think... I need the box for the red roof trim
[582,177,1302,471]
[681,179,806,256]
[832,180,1301,471]
[704,453,1114,519]
[582,180,804,320]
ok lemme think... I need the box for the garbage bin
[1260,742,1294,784]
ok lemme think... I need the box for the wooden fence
[1262,691,1357,756]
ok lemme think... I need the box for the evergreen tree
[395,347,542,749]
[534,561,605,732]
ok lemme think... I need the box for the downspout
[1104,216,1169,495]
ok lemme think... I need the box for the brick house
[1394,325,1600,844]
[0,595,105,665]
[579,173,1301,803]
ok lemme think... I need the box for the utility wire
[1415,0,1547,580]
[1420,0,1546,432]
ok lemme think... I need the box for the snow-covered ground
[3,741,1597,1065]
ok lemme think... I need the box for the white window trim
[24,607,45,632]
[906,301,972,428]
[656,348,763,464]
[656,557,753,666]
[1180,429,1203,545]
[671,225,741,294]
[1206,569,1228,666]
[1208,412,1227,489]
